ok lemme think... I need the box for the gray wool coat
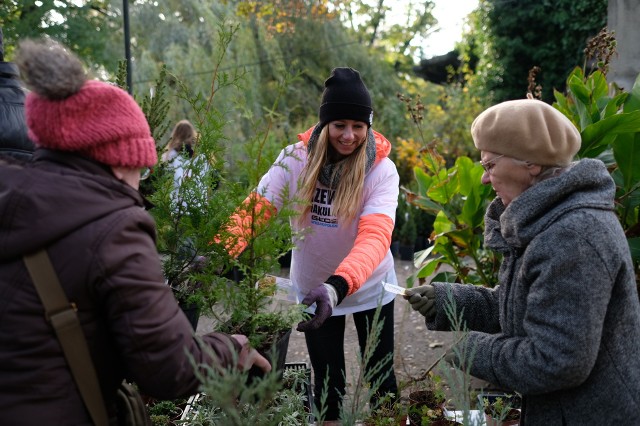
[428,159,640,425]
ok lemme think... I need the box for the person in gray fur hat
[405,97,640,424]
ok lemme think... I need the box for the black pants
[304,299,398,421]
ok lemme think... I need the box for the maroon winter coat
[0,149,240,425]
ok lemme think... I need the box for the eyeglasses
[140,167,152,181]
[479,155,505,174]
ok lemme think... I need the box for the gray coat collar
[484,158,614,252]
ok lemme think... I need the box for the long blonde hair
[298,125,368,223]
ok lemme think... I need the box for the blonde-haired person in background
[405,97,640,424]
[162,119,198,162]
[223,67,400,422]
[162,118,218,210]
[161,118,219,293]
[0,39,269,425]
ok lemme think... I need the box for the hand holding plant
[230,334,271,373]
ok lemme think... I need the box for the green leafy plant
[362,393,406,426]
[184,355,312,425]
[405,143,499,287]
[147,399,185,426]
[406,379,456,426]
[552,27,640,292]
[338,302,395,425]
[396,91,499,288]
[481,395,520,426]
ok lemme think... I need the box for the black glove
[296,283,338,332]
[404,284,436,320]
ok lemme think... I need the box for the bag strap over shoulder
[23,249,109,426]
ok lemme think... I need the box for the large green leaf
[414,245,436,267]
[430,271,458,283]
[414,167,433,197]
[629,237,640,263]
[461,184,489,229]
[456,156,476,197]
[432,211,454,235]
[613,133,640,190]
[588,70,608,102]
[416,255,440,279]
[445,227,475,250]
[553,92,580,130]
[553,90,572,116]
[411,196,444,215]
[427,170,458,204]
[568,74,592,108]
[581,133,617,159]
[574,93,592,130]
[601,93,628,119]
[628,187,640,210]
[580,111,640,155]
[420,147,447,175]
[623,73,640,113]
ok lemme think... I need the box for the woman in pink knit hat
[0,39,269,425]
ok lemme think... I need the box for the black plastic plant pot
[246,328,292,384]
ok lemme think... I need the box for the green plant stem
[469,250,491,285]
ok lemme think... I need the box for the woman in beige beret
[405,98,640,424]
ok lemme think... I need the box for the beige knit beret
[471,99,581,166]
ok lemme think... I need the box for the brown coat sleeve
[97,207,240,399]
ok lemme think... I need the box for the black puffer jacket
[0,61,34,160]
[0,150,239,425]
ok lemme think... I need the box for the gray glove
[404,284,436,320]
[296,283,338,332]
[444,347,459,368]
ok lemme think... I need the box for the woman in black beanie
[224,67,400,422]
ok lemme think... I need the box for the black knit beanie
[319,67,373,128]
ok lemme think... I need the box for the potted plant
[207,184,306,376]
[146,398,186,426]
[362,394,407,426]
[478,393,521,426]
[178,364,312,425]
[407,373,461,426]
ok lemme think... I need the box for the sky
[391,0,480,59]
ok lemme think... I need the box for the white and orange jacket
[232,126,400,316]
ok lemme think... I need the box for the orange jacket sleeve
[216,192,277,258]
[333,213,394,296]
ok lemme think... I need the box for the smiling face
[327,119,368,160]
[480,151,541,206]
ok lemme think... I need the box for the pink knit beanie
[17,39,157,168]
